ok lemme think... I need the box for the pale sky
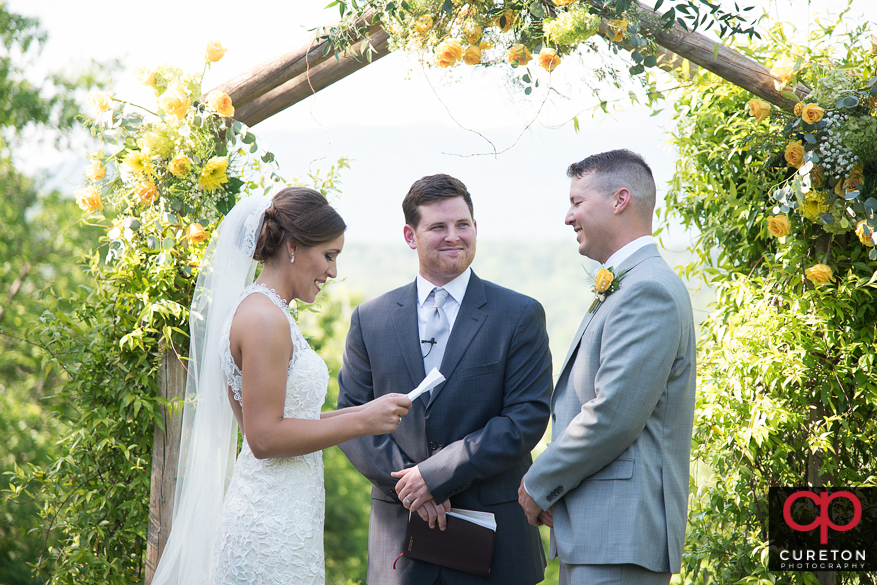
[10,0,876,245]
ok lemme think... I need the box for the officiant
[336,174,552,585]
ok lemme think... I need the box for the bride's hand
[359,393,412,435]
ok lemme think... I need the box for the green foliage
[0,5,112,582]
[299,287,372,585]
[6,150,351,583]
[664,10,877,584]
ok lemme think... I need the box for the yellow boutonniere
[588,267,625,312]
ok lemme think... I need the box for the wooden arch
[144,5,808,582]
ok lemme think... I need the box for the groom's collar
[603,235,654,270]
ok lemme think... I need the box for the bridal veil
[151,194,272,584]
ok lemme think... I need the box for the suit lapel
[426,273,487,408]
[549,244,663,408]
[550,310,595,409]
[391,282,426,388]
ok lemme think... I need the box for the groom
[518,150,696,584]
[337,174,552,585]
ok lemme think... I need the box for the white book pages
[446,508,497,531]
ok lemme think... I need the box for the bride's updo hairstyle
[253,187,346,263]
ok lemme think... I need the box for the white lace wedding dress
[210,284,328,584]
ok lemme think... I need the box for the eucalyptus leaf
[146,236,160,251]
[844,190,860,201]
[870,248,877,261]
[644,55,657,67]
[820,213,835,225]
[162,237,175,250]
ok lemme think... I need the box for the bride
[151,188,412,584]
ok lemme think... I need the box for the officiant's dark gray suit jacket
[524,244,696,574]
[337,271,552,585]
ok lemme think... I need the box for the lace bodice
[219,283,328,420]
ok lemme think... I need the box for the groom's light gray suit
[524,244,696,574]
[338,271,552,584]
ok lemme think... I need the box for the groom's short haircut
[403,174,474,229]
[567,149,656,215]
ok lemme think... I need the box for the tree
[664,11,877,584]
[0,6,107,583]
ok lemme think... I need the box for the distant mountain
[328,239,714,375]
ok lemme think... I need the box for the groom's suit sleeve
[524,278,682,511]
[336,304,416,499]
[416,298,552,502]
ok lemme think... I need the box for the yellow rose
[849,164,864,184]
[414,15,433,34]
[805,264,833,285]
[88,91,113,114]
[158,84,190,120]
[834,175,860,197]
[134,66,156,86]
[187,223,209,244]
[168,154,192,178]
[606,20,627,43]
[461,21,482,45]
[801,103,825,124]
[793,102,804,116]
[770,54,796,91]
[435,39,464,67]
[206,90,235,117]
[507,44,532,66]
[75,186,103,213]
[463,45,483,65]
[856,220,875,247]
[136,181,159,206]
[766,215,791,238]
[748,99,771,123]
[595,268,614,293]
[552,0,577,5]
[490,9,516,33]
[784,140,805,168]
[538,48,561,72]
[85,160,106,182]
[205,40,227,62]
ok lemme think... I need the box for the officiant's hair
[253,187,347,262]
[566,149,656,212]
[402,174,474,229]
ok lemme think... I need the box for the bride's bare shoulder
[231,293,291,344]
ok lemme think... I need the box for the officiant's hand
[392,466,446,527]
[415,498,450,531]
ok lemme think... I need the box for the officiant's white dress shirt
[415,267,471,349]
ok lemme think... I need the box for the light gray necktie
[422,287,450,384]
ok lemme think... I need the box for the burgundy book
[401,508,496,577]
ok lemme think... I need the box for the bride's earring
[290,252,295,264]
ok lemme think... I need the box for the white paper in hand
[407,368,445,401]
